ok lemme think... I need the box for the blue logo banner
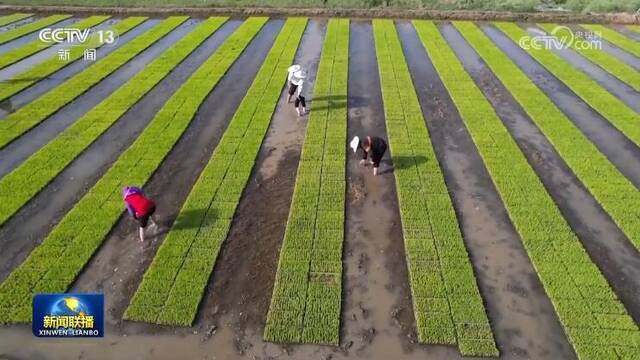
[32,293,104,337]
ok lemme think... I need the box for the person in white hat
[287,64,301,103]
[290,70,307,116]
[350,135,388,176]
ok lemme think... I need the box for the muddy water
[71,17,284,324]
[0,18,159,118]
[442,22,640,323]
[0,19,197,176]
[0,16,78,53]
[522,24,640,113]
[481,23,640,188]
[398,21,577,359]
[0,19,243,283]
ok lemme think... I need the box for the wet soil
[398,21,576,359]
[0,19,193,176]
[481,23,640,188]
[0,16,78,53]
[0,18,158,119]
[523,24,640,113]
[442,21,640,324]
[1,5,639,24]
[0,18,243,283]
[70,18,284,327]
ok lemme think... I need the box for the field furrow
[373,20,498,357]
[0,13,32,27]
[495,23,640,150]
[263,18,347,345]
[456,21,640,255]
[0,15,110,70]
[0,16,200,227]
[0,17,183,150]
[582,24,640,57]
[415,20,640,360]
[125,17,305,327]
[0,16,264,325]
[0,16,147,102]
[0,14,71,45]
[536,23,640,92]
[628,25,640,34]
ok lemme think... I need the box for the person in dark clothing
[122,186,157,242]
[350,135,388,176]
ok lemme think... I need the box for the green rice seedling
[126,18,307,327]
[264,19,348,346]
[0,15,111,70]
[536,23,640,92]
[0,17,198,227]
[455,22,640,252]
[581,24,640,58]
[0,17,264,325]
[495,22,640,149]
[0,13,32,27]
[415,20,640,360]
[373,19,498,357]
[0,14,71,45]
[0,16,148,101]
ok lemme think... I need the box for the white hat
[288,64,301,73]
[350,136,360,153]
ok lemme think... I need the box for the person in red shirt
[122,186,157,242]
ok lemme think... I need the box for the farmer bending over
[351,135,388,176]
[287,64,301,103]
[123,186,157,242]
[290,70,307,116]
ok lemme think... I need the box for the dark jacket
[361,136,388,168]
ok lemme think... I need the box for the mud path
[0,18,242,283]
[0,16,78,53]
[0,19,174,175]
[332,20,460,360]
[70,19,284,329]
[443,21,640,325]
[522,24,640,113]
[573,24,640,69]
[397,21,577,359]
[0,18,158,119]
[481,23,640,188]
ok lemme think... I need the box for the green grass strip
[0,16,147,102]
[373,20,498,357]
[415,20,640,360]
[263,18,347,345]
[0,16,257,325]
[457,21,640,253]
[0,14,71,45]
[582,24,640,58]
[125,18,306,327]
[627,25,640,34]
[0,13,33,27]
[0,17,182,150]
[0,17,188,228]
[0,15,111,70]
[536,23,640,92]
[495,22,640,150]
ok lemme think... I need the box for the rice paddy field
[0,11,639,360]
